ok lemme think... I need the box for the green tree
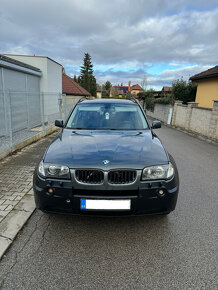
[90,75,97,97]
[144,89,155,111]
[172,78,197,104]
[187,81,198,103]
[79,53,97,96]
[73,75,78,82]
[111,87,119,97]
[104,81,112,96]
[126,91,132,98]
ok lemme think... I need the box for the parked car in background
[33,98,179,216]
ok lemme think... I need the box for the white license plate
[80,199,131,210]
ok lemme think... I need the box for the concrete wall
[195,78,218,108]
[172,101,218,142]
[173,105,188,128]
[146,103,173,124]
[62,95,81,121]
[145,100,218,142]
[189,107,212,137]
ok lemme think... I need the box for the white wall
[6,55,47,92]
[5,55,62,94]
[47,58,62,93]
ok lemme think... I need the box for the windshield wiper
[71,128,87,130]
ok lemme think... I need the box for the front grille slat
[75,170,104,184]
[75,169,137,184]
[108,170,136,184]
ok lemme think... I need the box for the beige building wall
[96,91,102,98]
[131,89,143,95]
[195,78,218,108]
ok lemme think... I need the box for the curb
[0,126,58,161]
[0,189,35,260]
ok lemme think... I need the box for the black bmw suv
[33,98,179,215]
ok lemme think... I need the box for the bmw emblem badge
[103,160,110,165]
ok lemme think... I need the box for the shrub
[138,89,155,111]
[145,97,155,111]
[172,79,197,104]
[137,92,144,100]
[154,97,172,105]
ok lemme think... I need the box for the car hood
[44,129,168,169]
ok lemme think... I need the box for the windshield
[66,103,148,130]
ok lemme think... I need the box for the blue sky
[0,0,218,90]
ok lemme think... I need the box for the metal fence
[0,91,80,158]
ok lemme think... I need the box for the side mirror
[55,120,63,128]
[152,120,161,129]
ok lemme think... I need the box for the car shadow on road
[39,211,173,251]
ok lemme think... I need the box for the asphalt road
[0,125,217,289]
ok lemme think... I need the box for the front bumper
[33,169,179,216]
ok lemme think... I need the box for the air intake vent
[108,170,137,184]
[75,170,104,184]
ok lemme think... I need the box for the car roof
[79,98,137,105]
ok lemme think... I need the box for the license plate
[80,199,131,210]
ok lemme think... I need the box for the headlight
[142,163,174,180]
[38,161,70,179]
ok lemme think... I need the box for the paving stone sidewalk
[0,132,57,222]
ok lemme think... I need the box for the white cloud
[0,0,217,86]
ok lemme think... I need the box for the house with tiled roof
[190,65,218,108]
[62,71,90,97]
[96,85,102,98]
[131,84,144,95]
[110,85,128,97]
[62,71,91,113]
[110,81,144,97]
[153,86,172,98]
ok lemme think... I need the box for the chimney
[128,81,131,91]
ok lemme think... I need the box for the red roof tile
[131,84,143,91]
[62,73,90,96]
[96,85,101,92]
[110,84,144,95]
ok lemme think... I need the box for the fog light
[159,189,164,195]
[66,199,71,203]
[48,188,53,194]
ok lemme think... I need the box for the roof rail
[125,96,139,104]
[78,97,88,103]
[78,96,96,103]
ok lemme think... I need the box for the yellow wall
[96,92,102,98]
[195,78,218,108]
[131,89,143,95]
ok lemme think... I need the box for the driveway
[0,125,217,289]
